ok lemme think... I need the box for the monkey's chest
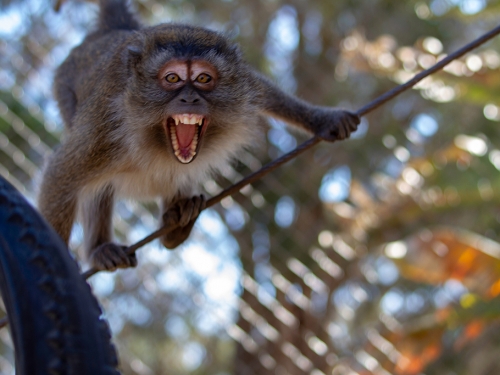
[110,166,204,200]
[107,145,230,200]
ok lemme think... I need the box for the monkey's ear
[127,45,142,60]
[124,35,144,73]
[126,44,143,67]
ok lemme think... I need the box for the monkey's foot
[161,195,206,249]
[316,110,360,141]
[90,242,137,271]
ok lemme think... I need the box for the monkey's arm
[38,141,136,271]
[81,185,137,270]
[160,195,206,249]
[253,73,360,141]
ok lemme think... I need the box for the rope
[81,24,500,280]
[2,23,499,332]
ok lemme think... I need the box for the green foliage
[1,0,500,374]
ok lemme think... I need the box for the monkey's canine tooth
[174,117,180,125]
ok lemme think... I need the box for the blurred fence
[1,1,500,375]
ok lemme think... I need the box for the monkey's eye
[165,73,180,83]
[196,73,212,84]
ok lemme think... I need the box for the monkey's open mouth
[165,114,208,164]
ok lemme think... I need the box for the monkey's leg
[160,195,206,249]
[82,185,137,271]
[38,147,83,244]
[53,80,77,127]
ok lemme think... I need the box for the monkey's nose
[178,89,202,104]
[180,97,200,104]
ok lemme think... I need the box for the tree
[0,0,499,374]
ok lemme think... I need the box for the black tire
[0,175,120,375]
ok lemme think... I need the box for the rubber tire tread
[0,176,120,375]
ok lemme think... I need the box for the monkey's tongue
[176,124,196,148]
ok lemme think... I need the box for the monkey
[38,0,360,272]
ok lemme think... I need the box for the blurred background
[1,0,500,374]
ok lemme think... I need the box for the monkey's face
[123,25,257,167]
[157,60,217,164]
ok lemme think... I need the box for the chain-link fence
[1,1,500,374]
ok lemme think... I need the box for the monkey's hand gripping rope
[81,24,500,280]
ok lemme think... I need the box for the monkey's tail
[98,0,141,31]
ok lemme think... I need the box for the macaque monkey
[38,0,360,271]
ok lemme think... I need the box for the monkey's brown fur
[39,0,359,271]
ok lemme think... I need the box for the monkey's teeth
[183,115,197,124]
[190,132,198,150]
[169,126,180,150]
[172,114,204,125]
[168,117,203,163]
